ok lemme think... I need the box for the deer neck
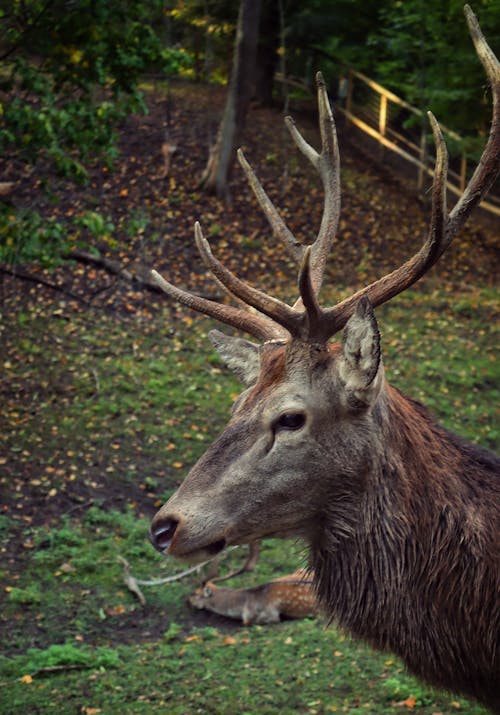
[313,382,486,568]
[310,382,499,697]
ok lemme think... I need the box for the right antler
[152,5,499,345]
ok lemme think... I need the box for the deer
[188,569,319,625]
[148,6,500,712]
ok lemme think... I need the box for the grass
[1,627,489,714]
[0,274,497,713]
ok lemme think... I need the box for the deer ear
[339,297,382,404]
[209,329,261,386]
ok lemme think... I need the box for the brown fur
[239,343,287,410]
[149,11,499,705]
[312,384,500,712]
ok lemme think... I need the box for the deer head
[149,6,499,564]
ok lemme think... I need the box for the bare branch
[210,540,261,584]
[117,555,146,606]
[117,546,242,605]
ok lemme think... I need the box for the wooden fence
[335,68,500,217]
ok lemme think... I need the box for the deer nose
[149,517,178,553]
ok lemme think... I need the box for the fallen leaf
[396,696,417,709]
[106,604,126,616]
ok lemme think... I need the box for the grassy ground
[1,84,498,714]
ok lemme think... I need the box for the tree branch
[65,250,170,294]
[0,264,89,305]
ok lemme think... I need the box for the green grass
[0,624,488,714]
[0,280,496,714]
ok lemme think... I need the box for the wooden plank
[349,69,421,115]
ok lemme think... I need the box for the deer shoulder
[188,570,318,625]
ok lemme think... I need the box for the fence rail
[336,68,500,217]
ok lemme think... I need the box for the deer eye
[275,412,306,432]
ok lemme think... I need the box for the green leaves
[0,207,68,266]
[0,1,191,182]
[367,0,500,137]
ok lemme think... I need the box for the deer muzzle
[149,509,228,561]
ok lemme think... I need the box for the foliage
[166,0,238,83]
[283,0,385,72]
[0,0,191,179]
[0,642,121,678]
[0,206,116,266]
[0,205,68,266]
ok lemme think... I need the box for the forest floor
[0,81,498,714]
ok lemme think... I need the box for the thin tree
[199,0,262,200]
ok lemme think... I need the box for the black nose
[149,518,178,553]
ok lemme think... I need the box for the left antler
[152,5,499,345]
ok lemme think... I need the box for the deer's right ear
[338,297,382,406]
[209,329,261,386]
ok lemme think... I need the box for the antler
[152,5,499,345]
[237,70,341,302]
[151,70,339,342]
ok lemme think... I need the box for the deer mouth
[168,537,227,563]
[203,538,227,557]
[149,518,227,562]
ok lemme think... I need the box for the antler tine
[237,71,340,302]
[194,222,303,337]
[237,148,305,266]
[311,6,499,343]
[285,71,341,298]
[298,247,324,338]
[312,111,449,340]
[150,269,283,341]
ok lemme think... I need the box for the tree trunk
[199,0,262,200]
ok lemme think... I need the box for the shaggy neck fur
[311,384,500,712]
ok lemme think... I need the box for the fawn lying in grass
[188,570,319,625]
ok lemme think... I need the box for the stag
[149,6,499,711]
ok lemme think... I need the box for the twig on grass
[117,547,240,605]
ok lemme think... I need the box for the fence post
[378,93,387,160]
[379,94,387,136]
